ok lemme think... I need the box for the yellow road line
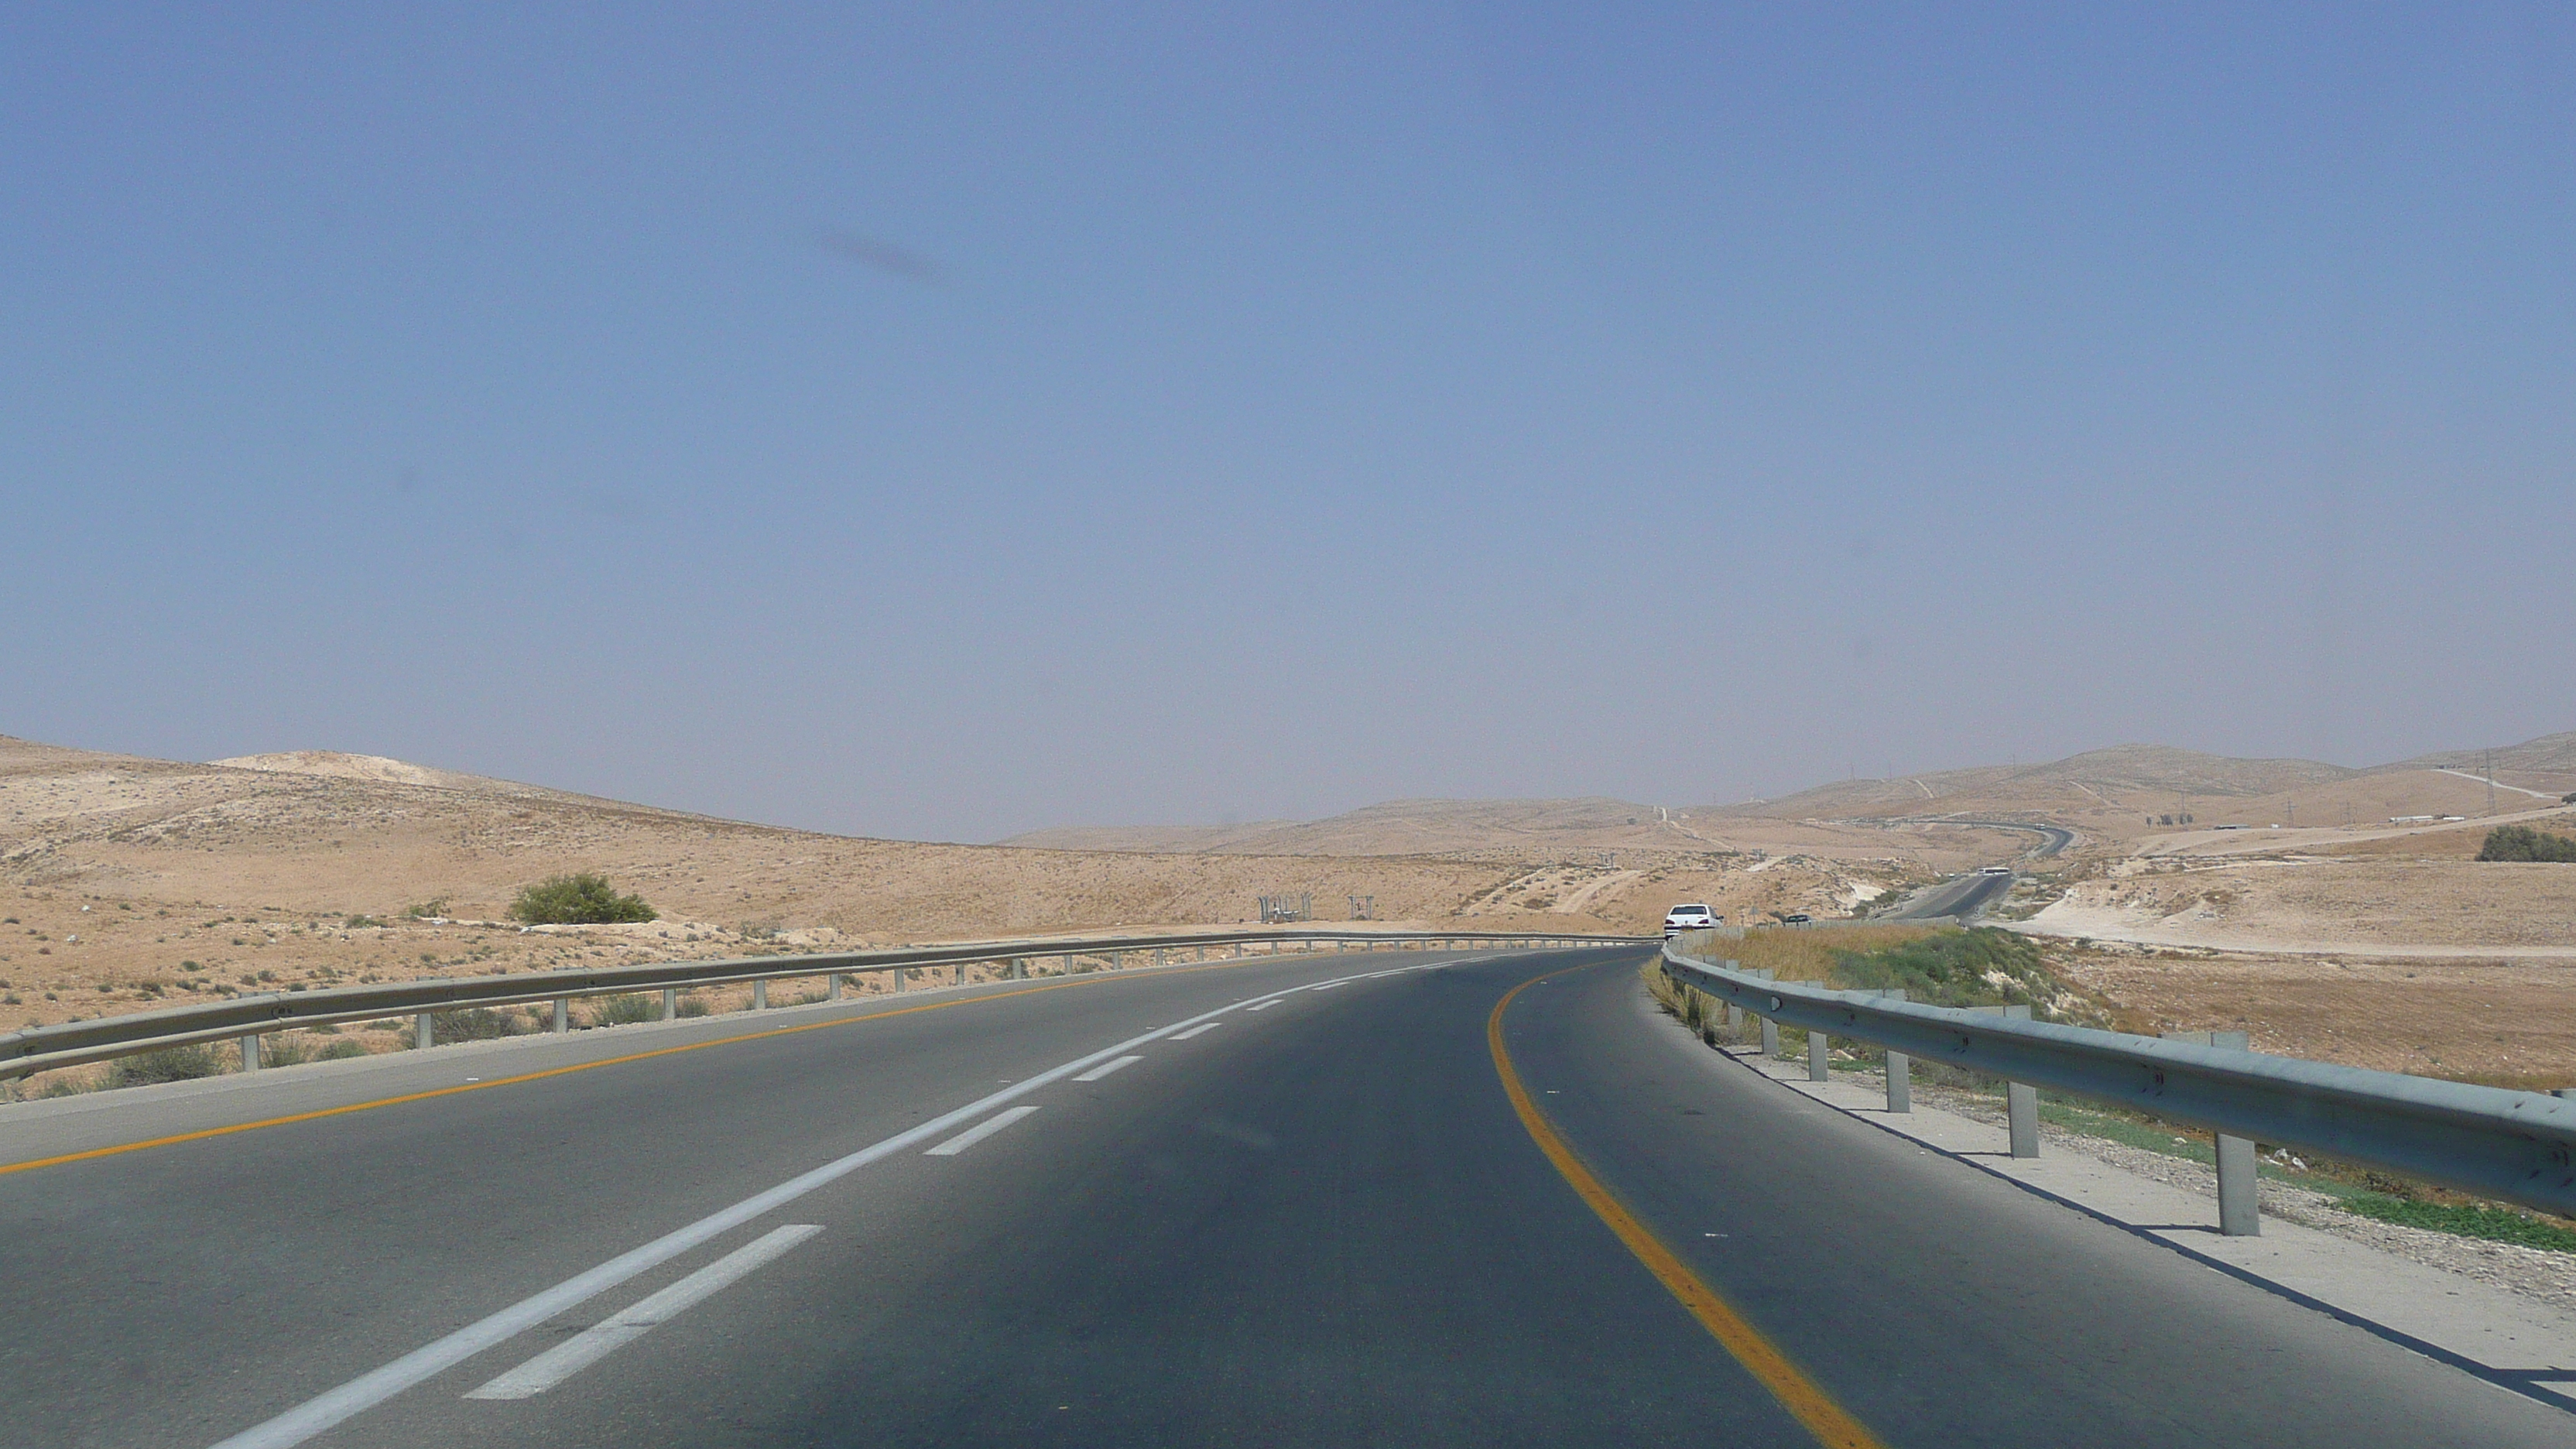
[1486,971,1887,1449]
[2,961,1258,1178]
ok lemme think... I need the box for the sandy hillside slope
[0,735,1910,1046]
[2378,730,2576,788]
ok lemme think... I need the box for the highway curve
[1880,868,2015,921]
[2,947,2566,1447]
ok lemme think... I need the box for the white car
[1977,865,2013,877]
[1662,903,1721,937]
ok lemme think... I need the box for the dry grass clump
[1716,924,1940,981]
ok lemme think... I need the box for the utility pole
[2487,749,2496,816]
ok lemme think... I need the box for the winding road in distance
[2,944,2564,1447]
[1872,819,2074,921]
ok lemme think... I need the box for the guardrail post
[416,1012,433,1050]
[2168,1030,2260,1235]
[1808,1029,1830,1082]
[829,974,843,1002]
[1760,1016,1780,1058]
[2216,1131,2259,1235]
[1725,1003,1743,1039]
[2007,1083,2040,1158]
[894,968,906,992]
[954,963,965,986]
[1011,957,1026,980]
[662,988,677,1021]
[1871,988,1910,1112]
[752,979,768,1011]
[1958,1003,2040,1156]
[553,998,569,1034]
[240,1034,259,1071]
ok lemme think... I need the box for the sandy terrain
[1004,795,2011,872]
[2024,855,2576,957]
[14,724,2576,1086]
[2056,943,2576,1087]
[0,735,1913,1053]
[1703,740,2576,858]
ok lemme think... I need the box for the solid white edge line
[922,1104,1042,1156]
[463,1224,824,1400]
[204,958,1453,1449]
[1069,1055,1143,1084]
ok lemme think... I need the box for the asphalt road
[1880,868,2016,921]
[3,947,2565,1447]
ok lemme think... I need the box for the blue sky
[5,4,2571,841]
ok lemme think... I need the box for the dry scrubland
[12,728,2576,1090]
[1706,735,2576,1083]
[0,736,1914,1062]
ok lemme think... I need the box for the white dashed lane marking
[464,1225,822,1400]
[923,1105,1043,1157]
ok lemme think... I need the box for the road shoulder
[1628,985,2576,1415]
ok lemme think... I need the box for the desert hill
[2378,731,2576,786]
[1004,797,1689,856]
[0,733,1923,1050]
[1002,731,2575,872]
[206,750,594,800]
[1709,744,2364,823]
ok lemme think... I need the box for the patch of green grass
[1824,927,2085,1019]
[2036,1099,2217,1166]
[2340,1194,2576,1252]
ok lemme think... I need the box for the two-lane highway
[3,946,2567,1446]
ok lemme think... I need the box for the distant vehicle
[1977,865,2012,877]
[1661,903,1719,937]
[1777,912,1813,925]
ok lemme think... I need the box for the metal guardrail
[0,927,1646,1085]
[1661,942,2576,1224]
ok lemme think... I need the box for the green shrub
[427,1005,536,1042]
[2476,826,2576,862]
[509,873,658,925]
[316,1040,370,1061]
[403,899,450,919]
[107,1044,225,1087]
[586,993,659,1027]
[1825,927,2074,1015]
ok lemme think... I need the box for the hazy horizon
[8,5,2572,841]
